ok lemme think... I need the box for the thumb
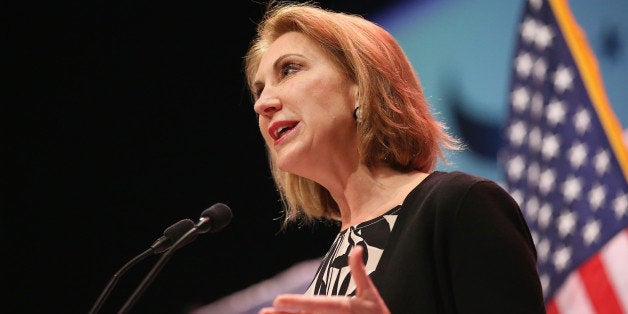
[348,245,375,297]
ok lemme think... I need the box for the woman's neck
[333,167,429,230]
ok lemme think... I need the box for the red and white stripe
[547,227,628,314]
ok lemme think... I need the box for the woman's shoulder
[404,170,509,206]
[421,170,496,189]
[401,170,518,221]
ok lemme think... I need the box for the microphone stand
[88,248,152,314]
[117,225,201,314]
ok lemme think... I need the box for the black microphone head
[152,219,195,254]
[197,203,233,234]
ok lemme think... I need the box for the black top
[307,171,546,313]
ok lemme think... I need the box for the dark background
[6,0,402,313]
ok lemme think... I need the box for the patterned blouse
[305,205,402,296]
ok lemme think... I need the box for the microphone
[192,202,233,234]
[118,203,233,314]
[88,219,195,314]
[152,219,197,253]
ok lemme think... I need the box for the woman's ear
[351,85,361,121]
[352,84,359,103]
[353,106,362,121]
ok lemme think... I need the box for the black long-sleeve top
[307,171,546,313]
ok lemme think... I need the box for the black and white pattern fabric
[305,205,402,296]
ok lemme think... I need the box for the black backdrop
[7,0,400,313]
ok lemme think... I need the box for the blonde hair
[244,1,461,226]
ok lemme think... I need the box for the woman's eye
[254,87,263,99]
[280,62,301,78]
[251,82,264,100]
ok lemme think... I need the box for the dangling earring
[353,106,361,121]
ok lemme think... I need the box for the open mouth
[270,121,298,141]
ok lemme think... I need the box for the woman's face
[253,31,358,180]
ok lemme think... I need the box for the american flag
[499,0,628,313]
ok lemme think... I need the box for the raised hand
[258,246,391,314]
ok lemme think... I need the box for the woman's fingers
[258,307,299,314]
[348,246,372,297]
[258,246,390,314]
[348,245,391,314]
[271,294,352,313]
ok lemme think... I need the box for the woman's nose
[254,94,282,118]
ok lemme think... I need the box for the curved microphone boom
[118,203,233,314]
[88,219,195,314]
